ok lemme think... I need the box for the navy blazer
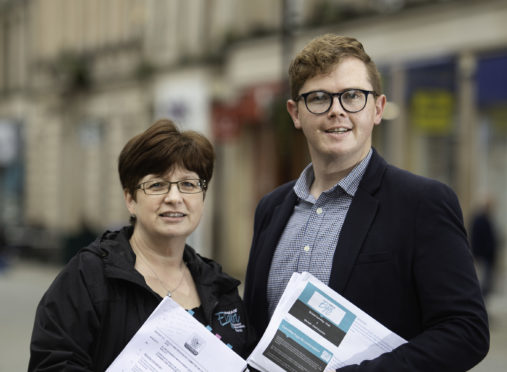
[244,149,489,371]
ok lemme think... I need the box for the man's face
[287,57,386,168]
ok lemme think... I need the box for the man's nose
[328,95,345,115]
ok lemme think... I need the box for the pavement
[0,259,61,371]
[470,270,507,372]
[1,259,506,371]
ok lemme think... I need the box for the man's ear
[287,99,302,129]
[374,94,387,125]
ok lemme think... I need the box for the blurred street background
[1,0,506,370]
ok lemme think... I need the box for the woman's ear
[124,189,136,215]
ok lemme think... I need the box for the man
[470,196,498,299]
[244,34,489,371]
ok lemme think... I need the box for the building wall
[0,0,506,276]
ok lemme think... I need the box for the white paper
[247,272,407,372]
[107,296,247,372]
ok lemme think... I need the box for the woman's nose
[164,184,183,202]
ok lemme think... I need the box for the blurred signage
[478,52,507,107]
[484,105,507,132]
[212,103,242,142]
[154,72,209,135]
[212,82,282,142]
[0,121,18,165]
[411,89,454,134]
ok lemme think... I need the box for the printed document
[247,272,406,372]
[106,296,247,372]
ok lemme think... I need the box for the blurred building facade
[0,0,506,278]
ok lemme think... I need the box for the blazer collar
[328,149,388,293]
[258,149,388,295]
[357,148,387,195]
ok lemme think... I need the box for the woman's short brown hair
[118,119,215,199]
[288,34,382,100]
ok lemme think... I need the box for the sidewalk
[0,260,61,372]
[1,259,506,371]
[471,269,507,371]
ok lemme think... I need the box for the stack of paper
[247,272,406,372]
[106,296,247,372]
[106,272,405,372]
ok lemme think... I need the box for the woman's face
[125,166,205,243]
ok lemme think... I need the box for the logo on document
[318,299,335,316]
[184,333,206,355]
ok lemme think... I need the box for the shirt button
[304,245,310,252]
[316,208,323,215]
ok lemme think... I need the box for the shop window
[475,52,507,231]
[406,59,457,186]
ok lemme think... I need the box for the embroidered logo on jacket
[214,308,245,333]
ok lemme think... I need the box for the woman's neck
[129,229,185,269]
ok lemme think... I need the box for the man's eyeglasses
[136,179,207,195]
[296,89,377,114]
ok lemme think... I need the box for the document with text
[247,272,406,372]
[106,296,247,372]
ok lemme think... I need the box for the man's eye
[343,90,363,100]
[307,92,329,103]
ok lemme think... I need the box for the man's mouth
[325,128,351,133]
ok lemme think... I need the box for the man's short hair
[288,34,382,100]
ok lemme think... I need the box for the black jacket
[244,149,489,371]
[29,226,255,371]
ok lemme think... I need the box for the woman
[29,119,255,371]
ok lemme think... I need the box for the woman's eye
[148,182,165,189]
[181,181,197,188]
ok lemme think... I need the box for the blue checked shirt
[266,150,372,317]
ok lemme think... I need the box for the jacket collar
[257,149,387,294]
[86,226,145,287]
[86,226,240,321]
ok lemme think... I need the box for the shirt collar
[294,149,373,200]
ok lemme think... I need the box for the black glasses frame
[296,89,377,114]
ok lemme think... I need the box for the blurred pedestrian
[29,119,255,371]
[470,197,498,299]
[0,226,9,273]
[244,34,489,371]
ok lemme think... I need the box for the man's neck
[309,150,370,199]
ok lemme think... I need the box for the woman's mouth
[159,212,185,217]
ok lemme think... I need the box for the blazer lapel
[329,189,378,293]
[255,191,298,280]
[328,149,387,293]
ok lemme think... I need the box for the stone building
[1,0,506,279]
